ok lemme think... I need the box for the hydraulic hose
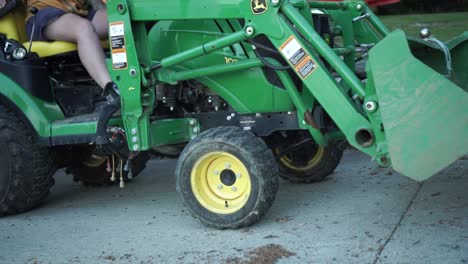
[425,37,452,77]
[96,103,120,145]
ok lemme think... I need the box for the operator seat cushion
[23,40,109,58]
[25,41,78,57]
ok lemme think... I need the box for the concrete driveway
[0,150,466,264]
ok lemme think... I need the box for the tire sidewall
[0,136,12,204]
[278,142,344,183]
[177,141,264,227]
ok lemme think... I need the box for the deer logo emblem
[251,0,268,14]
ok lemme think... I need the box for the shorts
[26,7,97,41]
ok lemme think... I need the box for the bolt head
[356,4,363,10]
[133,145,139,151]
[227,116,232,121]
[132,137,138,143]
[236,173,241,179]
[193,127,199,133]
[218,184,223,190]
[131,128,137,135]
[225,163,231,169]
[189,119,196,126]
[214,170,220,175]
[231,187,237,192]
[364,101,377,112]
[420,28,431,39]
[245,26,255,36]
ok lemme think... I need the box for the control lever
[27,6,38,53]
[352,13,370,23]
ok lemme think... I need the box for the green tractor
[0,0,466,229]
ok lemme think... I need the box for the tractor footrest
[47,111,121,146]
[50,134,97,146]
[53,112,102,125]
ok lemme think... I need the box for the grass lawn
[380,12,468,41]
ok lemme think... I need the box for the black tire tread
[176,126,279,229]
[0,104,55,216]
[279,142,344,183]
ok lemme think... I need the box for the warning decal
[280,36,317,79]
[109,22,127,70]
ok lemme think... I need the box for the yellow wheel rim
[279,145,325,172]
[191,152,251,214]
[82,154,107,167]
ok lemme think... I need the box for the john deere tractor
[0,0,466,229]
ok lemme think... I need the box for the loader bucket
[408,32,468,92]
[367,30,468,181]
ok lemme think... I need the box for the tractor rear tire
[175,126,279,229]
[270,131,344,183]
[69,150,150,186]
[277,141,344,183]
[0,105,56,216]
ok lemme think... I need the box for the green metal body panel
[148,20,295,113]
[276,4,385,157]
[0,74,64,137]
[50,117,122,137]
[150,118,200,146]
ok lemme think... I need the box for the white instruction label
[109,21,128,70]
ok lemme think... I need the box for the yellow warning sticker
[280,36,318,79]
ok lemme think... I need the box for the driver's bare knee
[44,13,97,42]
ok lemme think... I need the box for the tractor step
[54,111,109,125]
[50,134,97,146]
[49,111,121,146]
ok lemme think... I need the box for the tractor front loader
[0,0,466,228]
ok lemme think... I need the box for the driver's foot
[103,82,120,105]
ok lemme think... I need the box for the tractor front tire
[176,127,279,229]
[0,105,56,216]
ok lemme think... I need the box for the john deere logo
[251,0,268,15]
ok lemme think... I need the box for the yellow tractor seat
[24,41,78,57]
[23,40,109,58]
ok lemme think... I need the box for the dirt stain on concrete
[225,244,296,264]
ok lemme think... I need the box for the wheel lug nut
[232,187,237,192]
[218,184,223,190]
[225,163,231,169]
[214,170,220,175]
[236,173,241,179]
